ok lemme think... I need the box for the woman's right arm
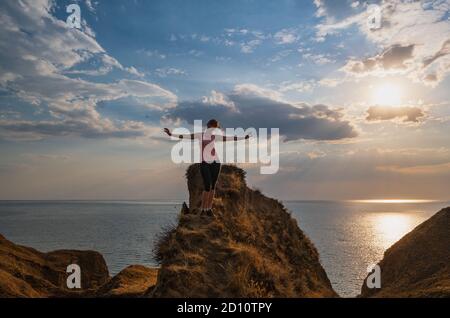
[164,128,198,140]
[221,134,251,142]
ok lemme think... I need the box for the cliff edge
[0,234,158,298]
[150,164,337,298]
[360,207,450,298]
[0,233,109,297]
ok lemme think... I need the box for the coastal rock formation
[360,207,450,298]
[0,234,159,298]
[0,234,109,297]
[96,265,158,297]
[150,164,337,298]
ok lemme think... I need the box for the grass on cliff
[151,165,335,298]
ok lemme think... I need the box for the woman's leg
[201,191,209,210]
[200,162,212,210]
[207,190,215,210]
[207,162,221,210]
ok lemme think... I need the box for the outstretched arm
[164,128,198,140]
[220,134,251,142]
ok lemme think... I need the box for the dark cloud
[423,73,438,83]
[366,106,425,123]
[423,39,450,67]
[379,44,415,69]
[165,89,358,141]
[346,44,415,74]
[0,118,147,139]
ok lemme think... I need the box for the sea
[0,200,447,297]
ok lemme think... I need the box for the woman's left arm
[164,128,200,140]
[220,134,251,142]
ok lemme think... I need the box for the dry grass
[153,223,177,265]
[360,207,450,298]
[150,164,337,298]
[0,234,109,297]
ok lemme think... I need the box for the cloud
[257,147,450,200]
[302,53,336,65]
[0,0,176,140]
[84,0,98,13]
[117,79,178,108]
[268,49,293,62]
[188,49,203,57]
[22,153,71,161]
[138,49,166,59]
[376,162,450,175]
[154,67,187,77]
[315,0,450,85]
[0,117,151,139]
[422,39,450,67]
[307,150,327,159]
[314,0,367,22]
[318,77,341,87]
[278,80,316,93]
[344,44,415,75]
[164,84,358,141]
[221,28,268,53]
[366,106,425,123]
[240,39,262,53]
[232,83,283,100]
[0,77,177,140]
[201,90,235,109]
[274,28,298,44]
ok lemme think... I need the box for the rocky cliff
[0,234,157,298]
[360,207,450,298]
[0,233,109,297]
[96,265,158,297]
[150,164,337,298]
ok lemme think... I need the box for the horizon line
[0,199,448,203]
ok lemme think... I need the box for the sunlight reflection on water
[369,213,418,250]
[285,200,448,297]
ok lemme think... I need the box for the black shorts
[200,161,221,191]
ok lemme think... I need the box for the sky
[0,0,449,201]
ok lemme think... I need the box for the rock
[360,207,450,298]
[150,164,337,298]
[96,265,158,297]
[0,233,109,297]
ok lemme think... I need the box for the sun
[371,83,403,106]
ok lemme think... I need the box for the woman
[164,119,250,217]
